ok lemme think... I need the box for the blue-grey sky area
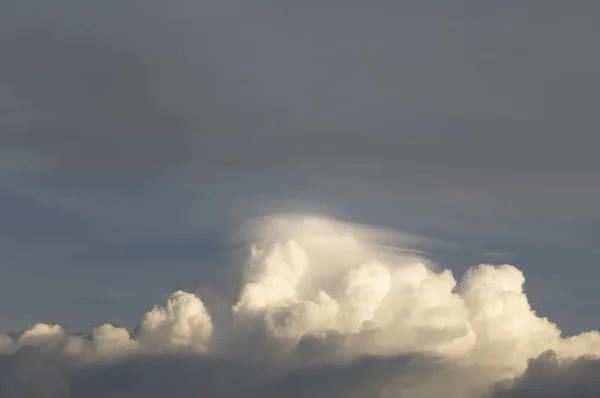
[1,0,599,340]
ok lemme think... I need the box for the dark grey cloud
[492,351,600,398]
[0,347,447,398]
[0,346,69,398]
[7,346,600,398]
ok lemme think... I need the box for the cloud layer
[2,1,600,226]
[1,214,599,397]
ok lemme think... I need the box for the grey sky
[1,1,599,226]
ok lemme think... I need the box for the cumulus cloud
[1,214,599,397]
[0,290,213,365]
[17,324,67,353]
[138,290,213,354]
[230,215,600,373]
[63,324,139,363]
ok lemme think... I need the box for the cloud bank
[1,214,599,397]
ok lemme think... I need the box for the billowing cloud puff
[63,324,139,363]
[89,324,139,358]
[1,291,213,363]
[138,290,213,353]
[1,214,600,397]
[460,265,561,369]
[18,324,67,353]
[231,215,600,375]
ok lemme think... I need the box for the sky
[1,1,600,397]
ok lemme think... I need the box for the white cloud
[231,215,600,374]
[18,323,67,352]
[2,214,600,397]
[2,291,213,362]
[62,324,139,363]
[138,290,213,354]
